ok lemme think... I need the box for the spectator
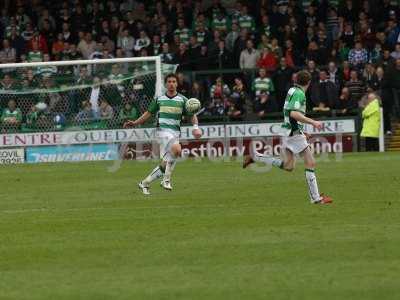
[259,15,274,39]
[27,41,43,62]
[160,43,175,64]
[188,35,201,59]
[233,28,249,67]
[310,70,339,111]
[175,43,191,71]
[368,66,385,92]
[360,93,381,151]
[21,22,35,42]
[194,22,211,46]
[210,77,230,103]
[370,42,383,64]
[238,5,255,34]
[253,68,277,117]
[190,81,205,104]
[27,31,48,54]
[1,100,22,131]
[385,19,400,49]
[269,38,282,58]
[101,35,115,54]
[174,18,191,45]
[195,45,212,70]
[391,43,400,60]
[239,39,259,70]
[0,39,16,64]
[345,70,366,103]
[75,100,96,124]
[228,78,247,120]
[363,63,376,83]
[9,27,25,60]
[348,41,368,68]
[306,41,322,65]
[118,102,139,126]
[25,105,39,129]
[36,54,57,77]
[283,39,300,68]
[378,48,395,70]
[216,40,233,69]
[225,22,240,53]
[336,87,358,114]
[149,35,162,56]
[211,11,230,34]
[99,98,114,120]
[341,22,355,48]
[61,22,75,44]
[77,32,96,59]
[273,57,294,108]
[306,60,320,81]
[52,33,65,59]
[382,58,400,134]
[117,28,134,57]
[134,30,151,53]
[328,61,344,88]
[257,47,278,71]
[177,73,190,96]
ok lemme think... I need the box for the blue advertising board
[26,144,119,163]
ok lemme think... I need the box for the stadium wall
[0,118,358,164]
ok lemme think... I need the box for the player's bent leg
[281,148,295,172]
[302,147,332,204]
[161,143,181,191]
[243,142,284,169]
[140,164,165,195]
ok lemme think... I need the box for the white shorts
[157,130,180,161]
[282,134,309,154]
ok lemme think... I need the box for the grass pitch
[0,152,400,299]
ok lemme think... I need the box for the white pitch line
[0,204,231,215]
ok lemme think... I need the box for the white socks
[142,165,164,186]
[305,169,321,203]
[253,153,283,169]
[163,159,177,182]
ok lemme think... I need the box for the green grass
[0,152,400,299]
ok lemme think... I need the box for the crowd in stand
[0,0,400,133]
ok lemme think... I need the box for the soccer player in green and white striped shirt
[243,71,332,204]
[125,74,202,195]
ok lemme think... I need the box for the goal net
[0,57,176,133]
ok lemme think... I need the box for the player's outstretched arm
[290,111,323,130]
[124,111,152,128]
[191,114,202,139]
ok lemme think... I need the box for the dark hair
[297,70,312,86]
[164,73,178,83]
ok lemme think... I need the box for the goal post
[0,56,176,133]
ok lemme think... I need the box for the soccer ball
[185,98,201,114]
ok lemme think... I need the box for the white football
[185,98,201,114]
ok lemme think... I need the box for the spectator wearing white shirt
[117,29,134,57]
[0,39,16,64]
[134,30,150,53]
[390,43,400,60]
[240,39,260,70]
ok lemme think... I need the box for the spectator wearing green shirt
[253,68,277,117]
[25,105,39,129]
[238,5,255,34]
[174,18,191,45]
[27,42,43,62]
[211,12,231,34]
[1,100,22,131]
[118,103,139,126]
